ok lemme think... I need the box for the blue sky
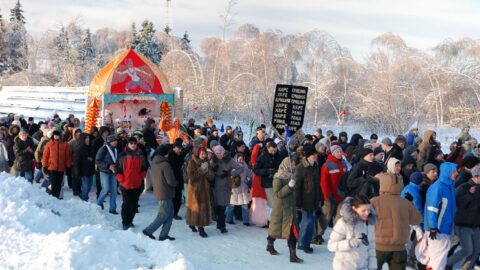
[0,0,479,61]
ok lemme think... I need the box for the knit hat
[361,148,374,158]
[330,145,342,154]
[52,130,62,137]
[368,162,384,177]
[460,156,479,169]
[46,130,54,139]
[472,165,480,176]
[315,141,325,152]
[373,147,384,156]
[339,131,348,138]
[213,145,225,154]
[414,137,423,144]
[423,163,438,174]
[303,144,317,158]
[209,140,219,149]
[128,137,138,144]
[132,130,144,138]
[370,134,378,140]
[363,141,373,149]
[173,140,183,149]
[106,135,117,143]
[409,172,424,185]
[381,137,393,146]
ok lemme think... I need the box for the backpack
[337,170,350,197]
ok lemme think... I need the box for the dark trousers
[120,186,142,226]
[215,205,226,229]
[95,169,102,198]
[173,184,183,216]
[66,167,73,189]
[49,171,64,199]
[376,250,407,270]
[72,168,82,195]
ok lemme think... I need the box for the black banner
[271,84,308,134]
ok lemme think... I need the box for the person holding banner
[267,156,304,263]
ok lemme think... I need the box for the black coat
[220,133,233,150]
[385,144,404,164]
[455,181,480,228]
[168,144,192,187]
[25,123,39,137]
[347,159,378,198]
[295,160,322,212]
[95,144,117,174]
[13,136,35,172]
[76,144,95,177]
[253,151,282,188]
[143,129,158,151]
[455,169,472,188]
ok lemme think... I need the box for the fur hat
[303,144,316,158]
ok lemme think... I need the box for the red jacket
[320,154,346,202]
[250,143,266,199]
[42,140,72,172]
[115,148,147,189]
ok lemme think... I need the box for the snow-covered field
[0,172,334,270]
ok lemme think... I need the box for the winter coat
[42,140,73,172]
[250,143,267,199]
[230,162,252,205]
[150,155,177,200]
[0,141,9,168]
[348,159,379,198]
[168,144,192,187]
[25,123,39,137]
[253,151,282,189]
[454,168,472,188]
[6,125,20,165]
[328,197,377,270]
[76,144,95,177]
[220,133,234,150]
[321,154,348,202]
[212,155,241,206]
[268,158,297,239]
[454,180,480,228]
[143,119,158,151]
[417,130,439,171]
[95,144,117,174]
[371,173,422,251]
[34,137,50,168]
[115,147,148,190]
[385,144,403,165]
[295,159,322,212]
[13,136,35,172]
[424,162,457,234]
[406,132,418,147]
[186,154,215,227]
[401,182,425,216]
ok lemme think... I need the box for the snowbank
[0,172,189,270]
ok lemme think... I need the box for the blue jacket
[401,183,424,217]
[424,162,457,234]
[406,133,417,147]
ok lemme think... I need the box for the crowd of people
[0,112,479,270]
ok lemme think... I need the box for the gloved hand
[429,228,439,240]
[288,179,295,188]
[359,233,369,246]
[404,193,414,202]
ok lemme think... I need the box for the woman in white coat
[328,195,377,270]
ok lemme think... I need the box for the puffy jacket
[13,136,35,172]
[328,197,377,270]
[406,132,417,147]
[401,182,425,216]
[454,180,480,228]
[253,150,282,189]
[371,173,422,251]
[424,162,457,234]
[34,137,50,168]
[295,159,322,212]
[417,130,439,171]
[115,147,147,190]
[42,140,72,172]
[321,154,347,202]
[95,144,117,174]
[76,144,95,177]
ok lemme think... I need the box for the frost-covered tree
[129,22,140,49]
[0,9,9,73]
[78,28,95,62]
[6,6,28,73]
[137,20,164,64]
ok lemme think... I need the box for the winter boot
[198,227,208,238]
[189,225,198,232]
[289,246,304,263]
[266,239,279,255]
